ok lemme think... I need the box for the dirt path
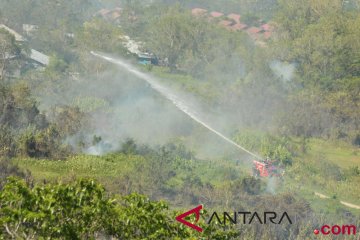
[314,192,360,210]
[340,201,360,210]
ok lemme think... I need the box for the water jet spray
[90,51,262,160]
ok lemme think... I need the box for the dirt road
[314,192,360,210]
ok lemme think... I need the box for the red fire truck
[252,159,284,178]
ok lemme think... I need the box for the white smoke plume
[90,51,262,160]
[269,60,296,82]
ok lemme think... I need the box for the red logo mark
[176,205,203,232]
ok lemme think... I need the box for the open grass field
[282,139,360,214]
[306,139,360,169]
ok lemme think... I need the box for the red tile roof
[261,23,273,31]
[247,27,262,34]
[231,23,247,31]
[192,8,207,16]
[227,13,241,23]
[210,11,224,18]
[219,20,233,27]
[264,31,272,39]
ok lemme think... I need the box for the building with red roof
[247,27,262,34]
[188,8,274,41]
[231,23,247,31]
[263,31,272,39]
[210,11,224,18]
[261,23,273,31]
[227,13,241,23]
[191,8,207,16]
[96,7,122,22]
[247,27,263,40]
[219,20,233,27]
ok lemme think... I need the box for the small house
[191,8,207,17]
[227,13,241,23]
[210,11,224,18]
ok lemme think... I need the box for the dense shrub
[0,178,241,239]
[234,130,294,166]
[18,125,70,159]
[0,159,30,189]
[0,125,16,157]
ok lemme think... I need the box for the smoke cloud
[269,60,296,82]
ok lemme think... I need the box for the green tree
[76,18,125,53]
[0,83,47,129]
[0,178,119,239]
[0,178,242,239]
[0,29,22,80]
[0,160,30,190]
[275,0,342,40]
[147,6,196,71]
[0,125,16,157]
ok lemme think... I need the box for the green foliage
[278,86,360,143]
[47,55,69,72]
[120,138,138,155]
[231,176,263,195]
[234,130,294,166]
[241,12,261,26]
[344,166,360,180]
[12,138,360,237]
[317,157,345,181]
[147,6,197,71]
[0,82,80,159]
[92,135,102,145]
[147,5,252,76]
[18,125,70,159]
[0,125,16,157]
[116,193,190,239]
[76,18,125,53]
[0,178,244,239]
[0,0,96,29]
[49,105,85,137]
[12,142,250,207]
[0,178,119,239]
[275,0,342,40]
[0,159,30,189]
[260,139,293,166]
[73,96,110,113]
[288,16,358,88]
[233,129,266,151]
[284,138,360,205]
[0,28,23,80]
[0,83,75,159]
[0,83,46,130]
[272,0,360,142]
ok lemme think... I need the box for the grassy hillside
[305,139,360,169]
[15,139,360,214]
[283,139,360,209]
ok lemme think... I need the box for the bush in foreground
[0,178,241,239]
